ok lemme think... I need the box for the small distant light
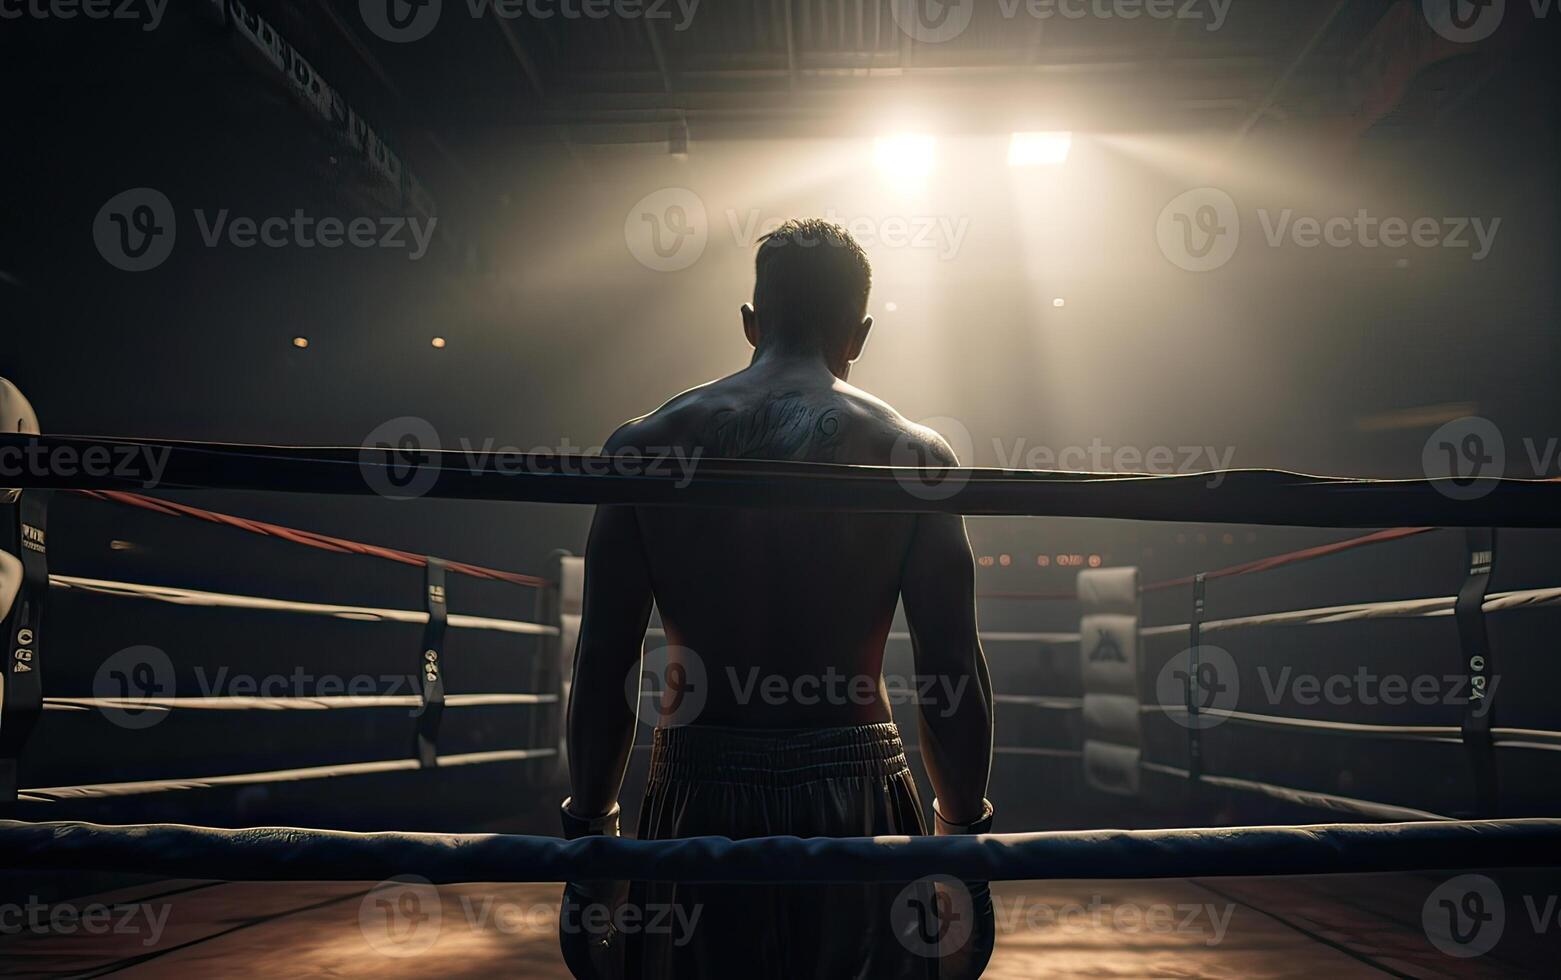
[1087,554,1102,568]
[884,301,898,313]
[1052,297,1065,308]
[977,555,995,567]
[1008,131,1073,167]
[109,539,135,552]
[1036,554,1051,567]
[1222,533,1235,545]
[998,554,1012,567]
[291,336,309,349]
[430,337,447,349]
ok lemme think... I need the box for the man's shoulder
[602,381,727,454]
[830,381,960,465]
[604,374,958,465]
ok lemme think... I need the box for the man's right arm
[899,436,993,826]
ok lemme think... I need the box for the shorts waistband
[647,723,910,789]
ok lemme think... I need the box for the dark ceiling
[135,0,1531,228]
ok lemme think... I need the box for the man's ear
[741,303,760,350]
[845,315,873,363]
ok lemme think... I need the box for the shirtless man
[561,219,994,979]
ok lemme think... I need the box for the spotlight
[431,337,447,349]
[1052,297,1065,308]
[291,336,309,349]
[1008,131,1072,167]
[874,134,936,187]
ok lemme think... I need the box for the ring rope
[1139,585,1561,636]
[645,626,1082,644]
[14,435,1561,527]
[15,747,558,803]
[978,528,1437,600]
[1136,762,1452,821]
[50,575,560,636]
[3,817,1555,883]
[73,489,547,588]
[41,693,558,713]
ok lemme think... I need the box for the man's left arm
[565,501,654,819]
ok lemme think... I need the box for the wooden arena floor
[0,874,1550,977]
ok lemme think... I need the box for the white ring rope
[645,626,1082,644]
[1140,585,1561,637]
[41,693,557,713]
[18,747,558,803]
[50,575,560,636]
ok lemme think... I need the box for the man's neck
[748,344,849,382]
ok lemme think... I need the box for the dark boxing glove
[559,799,628,980]
[932,798,996,980]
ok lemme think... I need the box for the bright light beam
[874,134,936,188]
[1008,131,1073,167]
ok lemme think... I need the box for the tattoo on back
[710,391,845,461]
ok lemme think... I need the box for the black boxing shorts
[624,722,938,980]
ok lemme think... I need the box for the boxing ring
[2,434,1560,977]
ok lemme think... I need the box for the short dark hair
[753,218,871,346]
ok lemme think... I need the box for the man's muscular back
[566,218,990,827]
[607,362,953,727]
